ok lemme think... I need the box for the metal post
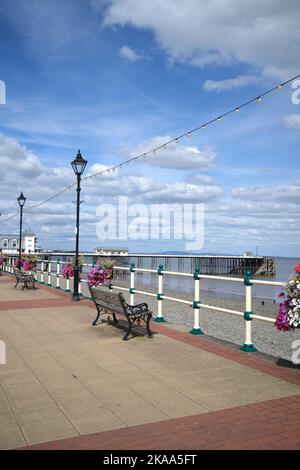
[240,271,257,352]
[47,260,52,286]
[18,206,23,264]
[129,263,135,305]
[56,260,60,289]
[40,258,44,284]
[155,264,166,322]
[73,174,81,301]
[190,267,204,335]
[65,259,71,293]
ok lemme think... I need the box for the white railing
[1,257,284,353]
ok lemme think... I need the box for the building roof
[95,247,129,251]
[22,229,36,236]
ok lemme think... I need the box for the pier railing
[1,257,283,353]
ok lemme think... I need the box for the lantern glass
[71,150,87,176]
[17,192,26,208]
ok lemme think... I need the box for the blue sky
[0,0,299,256]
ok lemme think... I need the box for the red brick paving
[19,395,300,450]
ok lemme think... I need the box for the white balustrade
[2,256,285,353]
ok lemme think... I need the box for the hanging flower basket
[13,255,37,272]
[22,254,38,272]
[0,254,7,273]
[275,263,300,331]
[87,258,114,287]
[0,254,7,266]
[62,263,74,279]
[14,258,23,270]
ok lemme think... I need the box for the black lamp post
[71,150,87,301]
[17,192,26,263]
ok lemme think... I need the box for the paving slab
[0,294,299,449]
[0,281,60,301]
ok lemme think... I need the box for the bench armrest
[129,302,150,315]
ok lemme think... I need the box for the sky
[0,0,299,256]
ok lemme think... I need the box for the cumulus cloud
[103,0,300,78]
[284,114,300,129]
[119,45,142,61]
[0,133,223,248]
[1,133,299,254]
[231,183,300,203]
[0,134,43,181]
[132,135,216,169]
[144,182,223,203]
[203,75,259,92]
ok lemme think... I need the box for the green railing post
[155,265,166,323]
[240,271,257,352]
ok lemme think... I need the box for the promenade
[0,273,300,450]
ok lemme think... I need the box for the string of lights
[0,72,299,225]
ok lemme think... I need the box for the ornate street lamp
[71,150,87,301]
[17,192,26,262]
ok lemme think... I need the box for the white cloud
[103,0,300,78]
[284,114,300,129]
[187,174,214,185]
[203,75,259,92]
[0,133,222,247]
[0,134,43,181]
[145,182,222,203]
[119,45,142,61]
[133,135,216,169]
[231,183,300,203]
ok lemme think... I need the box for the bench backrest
[14,269,23,279]
[89,287,127,316]
[14,268,33,279]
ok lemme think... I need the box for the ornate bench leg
[112,313,118,324]
[123,318,133,341]
[14,280,19,288]
[92,307,102,326]
[146,314,153,338]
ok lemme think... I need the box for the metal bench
[14,269,36,290]
[89,287,153,341]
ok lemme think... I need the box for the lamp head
[71,149,87,176]
[17,192,26,208]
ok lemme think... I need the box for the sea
[47,254,299,302]
[128,256,299,302]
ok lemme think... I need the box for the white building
[0,230,39,254]
[95,247,129,256]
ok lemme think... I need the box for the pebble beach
[82,275,300,363]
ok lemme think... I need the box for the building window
[2,239,8,248]
[12,239,17,248]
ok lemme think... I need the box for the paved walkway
[0,273,299,450]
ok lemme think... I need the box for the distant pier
[112,254,276,277]
[38,252,276,277]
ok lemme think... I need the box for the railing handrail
[2,254,285,354]
[3,255,284,286]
